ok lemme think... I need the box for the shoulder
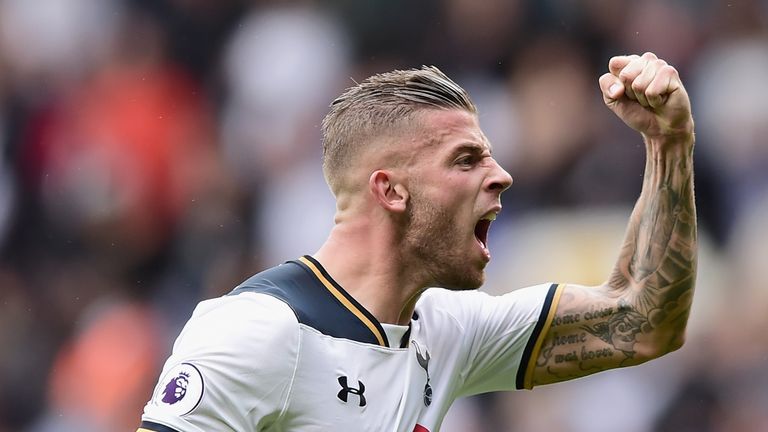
[418,284,556,307]
[412,289,489,332]
[417,288,490,306]
[415,284,559,326]
[192,289,297,326]
[174,292,300,364]
[142,293,300,430]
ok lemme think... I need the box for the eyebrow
[452,142,493,156]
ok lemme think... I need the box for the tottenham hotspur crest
[412,341,432,406]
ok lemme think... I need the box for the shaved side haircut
[321,66,477,194]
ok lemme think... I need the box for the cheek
[408,197,454,241]
[409,183,475,235]
[429,185,473,212]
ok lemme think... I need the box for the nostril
[487,160,513,191]
[489,181,505,191]
[489,176,513,192]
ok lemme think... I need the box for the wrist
[643,130,695,154]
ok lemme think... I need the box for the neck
[313,218,428,325]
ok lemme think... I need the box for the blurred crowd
[0,0,766,431]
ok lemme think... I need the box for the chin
[437,269,485,291]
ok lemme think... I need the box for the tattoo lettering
[583,307,614,321]
[551,314,581,327]
[552,332,587,347]
[552,307,616,328]
[555,351,577,364]
[580,346,614,361]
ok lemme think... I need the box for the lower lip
[476,238,491,262]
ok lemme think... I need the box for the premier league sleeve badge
[151,362,205,416]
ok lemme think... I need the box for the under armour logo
[412,341,432,406]
[337,376,366,407]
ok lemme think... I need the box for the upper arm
[530,282,667,387]
[424,284,556,396]
[140,293,300,432]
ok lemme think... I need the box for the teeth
[481,212,497,221]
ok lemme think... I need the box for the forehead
[416,109,491,154]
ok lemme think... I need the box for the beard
[403,191,485,290]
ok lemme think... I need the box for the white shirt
[139,256,562,432]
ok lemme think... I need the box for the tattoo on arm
[612,143,697,343]
[535,298,642,379]
[534,141,697,383]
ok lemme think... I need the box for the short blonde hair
[321,66,476,194]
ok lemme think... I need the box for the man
[138,52,696,431]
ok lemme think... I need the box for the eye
[456,155,476,167]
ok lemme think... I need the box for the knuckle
[619,68,635,79]
[662,64,678,75]
[610,55,629,65]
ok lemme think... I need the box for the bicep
[531,283,656,387]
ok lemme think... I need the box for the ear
[369,170,408,213]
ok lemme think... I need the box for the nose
[487,158,513,193]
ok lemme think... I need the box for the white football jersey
[138,256,562,432]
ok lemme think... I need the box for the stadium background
[0,0,766,430]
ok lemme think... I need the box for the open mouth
[474,219,491,249]
[475,214,496,249]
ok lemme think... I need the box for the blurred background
[0,0,766,431]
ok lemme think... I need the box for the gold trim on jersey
[298,256,387,347]
[522,283,564,389]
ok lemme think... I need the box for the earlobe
[369,170,408,213]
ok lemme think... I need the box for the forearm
[607,132,697,355]
[531,54,698,386]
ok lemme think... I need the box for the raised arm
[531,53,697,386]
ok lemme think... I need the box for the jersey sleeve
[423,283,563,396]
[138,293,300,432]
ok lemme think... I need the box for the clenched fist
[600,52,694,140]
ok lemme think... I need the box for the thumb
[599,72,624,104]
